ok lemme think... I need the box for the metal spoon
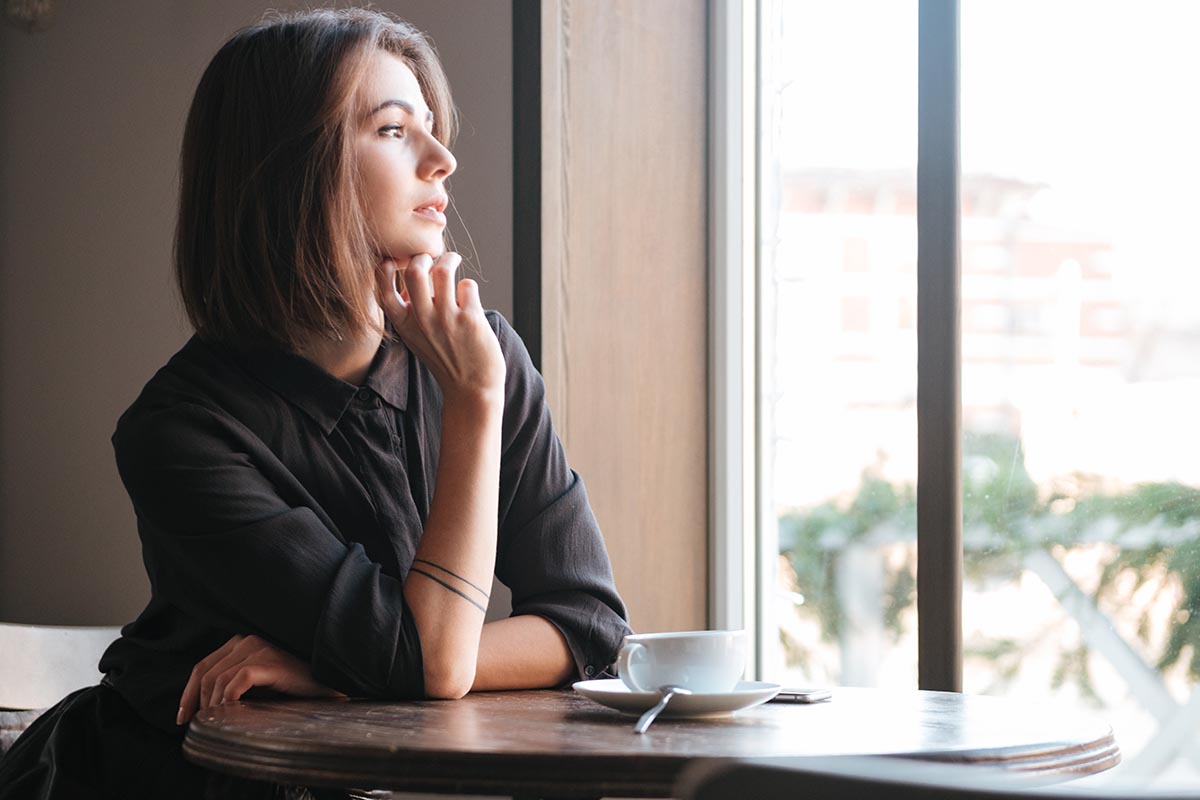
[634,685,693,734]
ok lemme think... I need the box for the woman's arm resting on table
[181,614,569,719]
[402,392,502,698]
[381,255,506,700]
[471,615,574,691]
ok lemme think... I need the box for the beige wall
[0,1,513,625]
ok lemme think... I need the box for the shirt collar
[362,335,410,412]
[235,334,409,435]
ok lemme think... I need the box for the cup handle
[616,641,649,692]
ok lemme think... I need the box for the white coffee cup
[615,630,747,694]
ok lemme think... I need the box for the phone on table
[770,688,832,704]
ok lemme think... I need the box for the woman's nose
[421,137,456,181]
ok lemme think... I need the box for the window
[713,0,1200,785]
[757,0,921,691]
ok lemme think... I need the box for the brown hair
[174,7,458,351]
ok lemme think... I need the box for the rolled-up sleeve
[112,402,424,699]
[488,313,632,679]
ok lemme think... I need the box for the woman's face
[353,50,457,263]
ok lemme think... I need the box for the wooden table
[183,686,1120,798]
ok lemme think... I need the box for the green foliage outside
[777,432,1200,688]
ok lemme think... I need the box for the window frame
[711,0,964,689]
[707,0,761,675]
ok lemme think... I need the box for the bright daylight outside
[759,0,1200,784]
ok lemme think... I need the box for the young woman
[0,8,629,798]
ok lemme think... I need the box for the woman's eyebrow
[367,99,435,126]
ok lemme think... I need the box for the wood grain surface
[538,0,709,636]
[183,687,1119,797]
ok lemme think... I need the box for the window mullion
[707,0,759,673]
[916,0,963,693]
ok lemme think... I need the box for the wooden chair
[0,622,121,755]
[675,755,1197,800]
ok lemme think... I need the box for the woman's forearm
[403,392,503,698]
[471,615,575,691]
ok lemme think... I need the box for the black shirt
[98,310,630,733]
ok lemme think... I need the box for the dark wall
[0,1,513,624]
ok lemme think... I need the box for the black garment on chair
[0,683,347,799]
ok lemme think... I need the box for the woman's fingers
[403,253,435,318]
[218,664,346,705]
[430,252,462,316]
[179,634,244,725]
[378,250,504,400]
[179,634,349,727]
[457,278,481,311]
[377,259,409,323]
[208,656,249,709]
[220,665,268,705]
[381,252,466,332]
[377,258,399,302]
[200,636,258,710]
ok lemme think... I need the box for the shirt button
[356,388,372,401]
[584,665,595,677]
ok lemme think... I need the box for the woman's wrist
[442,386,505,417]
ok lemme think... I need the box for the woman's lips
[413,207,447,226]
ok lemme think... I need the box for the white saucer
[572,679,782,718]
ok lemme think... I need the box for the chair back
[0,621,121,710]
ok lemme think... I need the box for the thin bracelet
[409,567,487,613]
[412,558,490,599]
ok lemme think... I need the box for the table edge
[184,721,1120,795]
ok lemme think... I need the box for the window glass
[761,0,919,689]
[960,0,1200,781]
[762,2,1200,781]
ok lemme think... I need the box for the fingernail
[176,707,184,726]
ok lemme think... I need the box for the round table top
[183,686,1119,797]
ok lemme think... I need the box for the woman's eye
[380,124,406,138]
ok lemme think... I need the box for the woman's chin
[390,239,447,260]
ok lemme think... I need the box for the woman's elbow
[423,662,475,700]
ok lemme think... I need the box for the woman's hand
[176,634,345,726]
[377,252,505,406]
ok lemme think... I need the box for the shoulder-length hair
[175,8,457,352]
